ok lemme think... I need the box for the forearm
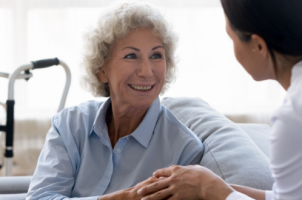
[97,190,125,200]
[97,187,134,200]
[230,185,265,200]
[28,193,99,200]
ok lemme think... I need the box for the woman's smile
[129,84,155,92]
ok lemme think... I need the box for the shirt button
[127,137,129,140]
[117,149,121,153]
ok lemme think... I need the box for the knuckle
[152,182,159,189]
[169,175,179,182]
[155,191,162,197]
[139,187,146,194]
[171,165,178,169]
[171,165,180,171]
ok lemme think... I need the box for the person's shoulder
[274,76,302,124]
[53,100,103,122]
[50,100,106,152]
[51,100,105,138]
[157,105,202,145]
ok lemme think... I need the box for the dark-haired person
[137,0,302,200]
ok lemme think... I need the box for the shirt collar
[91,97,161,149]
[131,97,160,148]
[291,60,302,85]
[90,97,111,138]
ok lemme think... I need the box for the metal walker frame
[0,58,71,176]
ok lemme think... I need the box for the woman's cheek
[233,42,248,68]
[233,42,242,63]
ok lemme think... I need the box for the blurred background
[0,0,285,175]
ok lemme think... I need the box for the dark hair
[221,0,302,71]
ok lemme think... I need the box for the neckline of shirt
[91,97,161,149]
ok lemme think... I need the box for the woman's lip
[128,84,155,92]
[129,84,155,87]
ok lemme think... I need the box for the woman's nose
[137,58,152,78]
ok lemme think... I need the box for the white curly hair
[81,2,178,97]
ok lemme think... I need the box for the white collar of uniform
[290,60,302,85]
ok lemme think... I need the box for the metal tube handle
[57,60,71,112]
[32,58,59,69]
[0,72,9,78]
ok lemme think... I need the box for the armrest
[0,176,32,194]
[0,193,27,200]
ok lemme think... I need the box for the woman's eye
[151,53,162,59]
[124,53,137,59]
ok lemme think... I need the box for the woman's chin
[132,98,157,108]
[125,86,160,108]
[121,96,157,110]
[250,74,272,82]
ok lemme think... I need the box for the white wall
[0,0,286,121]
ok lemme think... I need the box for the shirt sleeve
[270,115,302,200]
[265,190,273,200]
[26,118,99,200]
[178,138,204,166]
[225,191,255,200]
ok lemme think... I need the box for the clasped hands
[138,165,233,200]
[138,165,206,200]
[99,165,233,200]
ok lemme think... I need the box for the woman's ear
[251,34,269,59]
[97,67,109,83]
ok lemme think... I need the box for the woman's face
[98,28,166,109]
[225,15,275,81]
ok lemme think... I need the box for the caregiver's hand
[98,177,160,200]
[137,165,234,200]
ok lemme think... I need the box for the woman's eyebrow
[122,45,163,51]
[122,47,140,51]
[152,46,163,50]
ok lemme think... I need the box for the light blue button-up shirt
[27,97,204,200]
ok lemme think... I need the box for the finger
[153,166,173,178]
[136,177,159,188]
[135,177,159,188]
[137,179,169,196]
[147,177,160,182]
[141,187,172,200]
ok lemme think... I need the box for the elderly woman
[26,2,204,200]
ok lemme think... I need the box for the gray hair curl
[81,2,178,97]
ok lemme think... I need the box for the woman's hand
[137,165,234,200]
[98,177,160,200]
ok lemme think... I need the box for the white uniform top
[226,60,302,200]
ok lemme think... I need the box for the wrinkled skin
[137,165,234,200]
